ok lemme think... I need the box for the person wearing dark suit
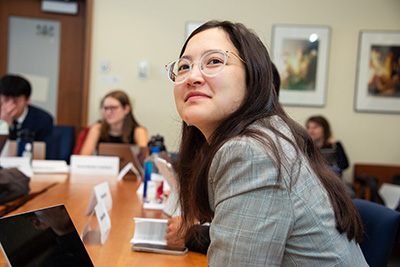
[0,75,53,142]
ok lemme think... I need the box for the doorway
[0,0,92,133]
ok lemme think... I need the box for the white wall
[88,0,400,182]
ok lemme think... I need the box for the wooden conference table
[0,173,208,267]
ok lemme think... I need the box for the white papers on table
[154,158,181,217]
[130,218,168,245]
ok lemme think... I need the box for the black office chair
[353,198,400,267]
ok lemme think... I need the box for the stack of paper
[130,218,168,245]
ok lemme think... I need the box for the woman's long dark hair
[100,90,140,143]
[175,20,363,243]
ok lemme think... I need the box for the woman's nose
[185,62,204,85]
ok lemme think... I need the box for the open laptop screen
[98,143,146,180]
[0,204,93,267]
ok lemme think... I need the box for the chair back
[353,198,400,267]
[72,126,90,155]
[46,125,75,163]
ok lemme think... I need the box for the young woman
[306,115,349,176]
[166,21,367,266]
[80,90,148,155]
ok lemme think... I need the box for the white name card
[70,155,119,175]
[95,200,111,244]
[85,181,113,215]
[81,199,111,245]
[117,162,141,181]
[0,157,33,177]
[32,160,69,173]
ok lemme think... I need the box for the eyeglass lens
[169,51,228,83]
[102,105,120,112]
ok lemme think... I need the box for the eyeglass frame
[165,50,246,84]
[101,105,122,112]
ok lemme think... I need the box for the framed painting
[355,30,400,113]
[271,24,331,107]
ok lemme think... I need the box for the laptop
[98,143,146,180]
[0,134,8,154]
[0,204,94,267]
[1,140,46,160]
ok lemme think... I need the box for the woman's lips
[185,92,210,102]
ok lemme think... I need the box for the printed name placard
[117,162,141,181]
[32,160,69,173]
[70,155,119,175]
[95,200,111,244]
[0,157,33,177]
[85,181,113,215]
[81,199,111,245]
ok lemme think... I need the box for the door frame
[0,0,92,131]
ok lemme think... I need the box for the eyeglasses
[102,105,121,112]
[165,50,245,84]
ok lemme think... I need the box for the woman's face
[102,96,130,126]
[173,28,247,140]
[306,121,324,142]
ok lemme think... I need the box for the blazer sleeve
[207,139,294,267]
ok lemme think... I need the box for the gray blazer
[207,116,368,266]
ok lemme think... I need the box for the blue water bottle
[143,147,160,202]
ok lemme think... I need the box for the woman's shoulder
[327,137,339,144]
[134,126,147,133]
[89,122,102,132]
[217,130,270,160]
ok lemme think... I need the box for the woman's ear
[123,104,131,115]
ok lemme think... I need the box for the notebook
[98,143,145,180]
[0,204,94,267]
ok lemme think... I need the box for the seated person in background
[306,115,349,177]
[80,90,148,155]
[0,75,53,142]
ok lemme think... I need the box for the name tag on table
[85,181,113,215]
[0,157,33,177]
[95,200,111,244]
[32,160,69,173]
[81,199,111,245]
[70,155,119,175]
[117,162,141,181]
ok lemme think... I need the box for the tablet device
[98,143,145,180]
[0,204,94,267]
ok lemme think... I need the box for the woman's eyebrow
[180,49,223,60]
